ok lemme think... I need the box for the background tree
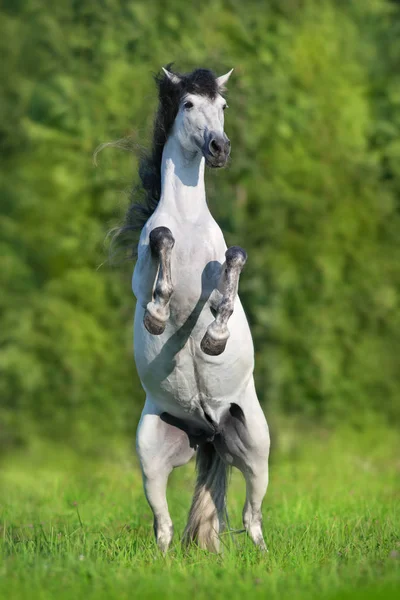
[1,0,399,452]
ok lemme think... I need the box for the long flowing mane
[114,65,219,257]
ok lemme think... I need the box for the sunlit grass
[1,424,399,599]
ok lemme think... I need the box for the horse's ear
[216,69,234,91]
[162,67,182,85]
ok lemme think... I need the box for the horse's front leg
[201,246,247,356]
[143,226,175,335]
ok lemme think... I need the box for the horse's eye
[184,101,193,110]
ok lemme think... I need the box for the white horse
[127,66,270,553]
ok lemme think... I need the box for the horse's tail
[183,442,228,553]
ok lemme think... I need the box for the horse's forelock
[155,66,219,127]
[183,68,219,99]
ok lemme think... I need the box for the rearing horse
[129,66,270,553]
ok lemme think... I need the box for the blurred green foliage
[1,0,399,451]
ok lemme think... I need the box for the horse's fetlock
[144,305,168,335]
[220,299,234,317]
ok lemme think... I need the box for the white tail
[183,442,227,552]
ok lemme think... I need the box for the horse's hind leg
[201,246,247,356]
[136,398,195,552]
[214,386,270,550]
[242,462,269,550]
[144,226,175,335]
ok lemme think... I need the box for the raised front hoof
[200,332,228,356]
[144,310,166,335]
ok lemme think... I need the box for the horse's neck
[158,136,209,222]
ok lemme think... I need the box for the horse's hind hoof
[144,310,166,335]
[200,331,228,356]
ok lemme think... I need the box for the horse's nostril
[210,139,222,154]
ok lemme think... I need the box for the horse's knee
[225,246,247,270]
[149,226,175,255]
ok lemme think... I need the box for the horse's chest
[170,242,223,309]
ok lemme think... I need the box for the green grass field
[1,424,399,600]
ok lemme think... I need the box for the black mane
[116,65,219,257]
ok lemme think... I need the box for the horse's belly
[133,301,254,421]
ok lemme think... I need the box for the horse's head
[160,66,233,168]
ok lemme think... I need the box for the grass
[0,423,399,599]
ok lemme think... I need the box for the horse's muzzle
[203,132,231,168]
